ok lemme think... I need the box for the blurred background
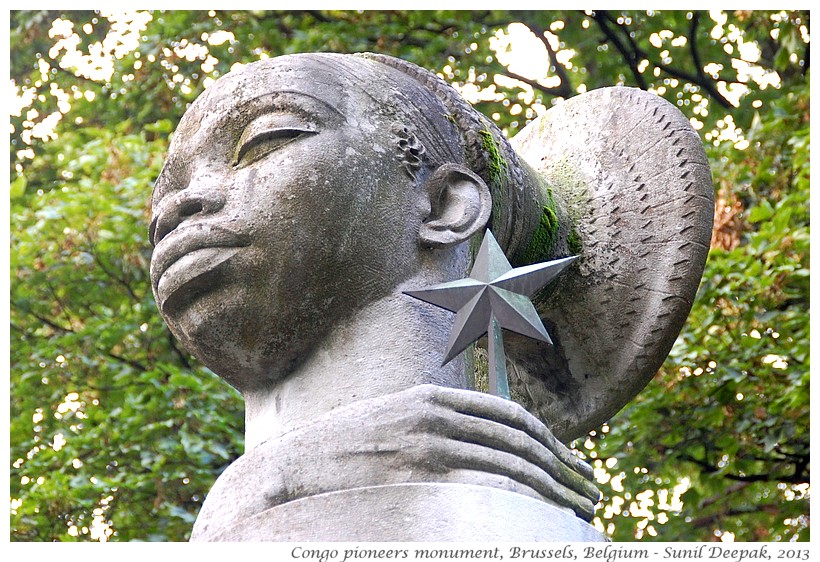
[9,10,809,542]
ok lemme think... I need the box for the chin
[167,298,320,392]
[195,339,311,393]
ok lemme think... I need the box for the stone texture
[190,384,601,540]
[148,53,711,542]
[196,484,608,542]
[510,86,713,441]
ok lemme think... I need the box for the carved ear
[419,163,492,248]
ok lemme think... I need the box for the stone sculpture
[149,52,713,541]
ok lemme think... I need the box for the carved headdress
[358,52,714,442]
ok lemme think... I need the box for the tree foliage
[9,10,809,542]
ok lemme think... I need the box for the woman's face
[150,55,427,390]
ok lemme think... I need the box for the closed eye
[234,127,317,167]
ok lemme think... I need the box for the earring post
[403,229,576,401]
[487,315,510,399]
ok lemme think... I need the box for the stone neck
[241,283,468,451]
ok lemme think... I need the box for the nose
[149,187,227,246]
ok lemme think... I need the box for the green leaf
[10,173,27,199]
[747,199,775,223]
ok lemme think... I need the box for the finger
[430,436,597,521]
[427,385,594,480]
[438,469,548,504]
[392,385,599,511]
[432,406,600,506]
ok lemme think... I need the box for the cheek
[230,156,325,239]
[231,134,422,287]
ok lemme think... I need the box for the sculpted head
[150,52,714,443]
[148,53,534,392]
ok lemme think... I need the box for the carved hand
[192,384,600,538]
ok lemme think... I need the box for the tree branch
[500,69,571,98]
[651,58,735,109]
[45,280,81,331]
[724,472,808,485]
[803,40,810,74]
[91,249,142,303]
[592,10,735,109]
[305,10,331,24]
[86,381,152,392]
[50,63,103,88]
[13,299,149,373]
[690,502,788,529]
[688,12,704,77]
[682,454,809,485]
[699,481,751,509]
[591,12,647,89]
[12,301,74,334]
[167,329,192,369]
[106,351,148,373]
[517,21,573,98]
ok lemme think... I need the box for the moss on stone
[479,127,512,233]
[567,226,583,255]
[521,189,560,265]
[471,345,489,393]
[479,128,508,189]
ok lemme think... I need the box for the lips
[151,222,251,310]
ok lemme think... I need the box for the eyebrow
[153,90,344,204]
[231,90,344,125]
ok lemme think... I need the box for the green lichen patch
[521,190,560,265]
[567,226,583,255]
[479,128,508,189]
[479,127,511,233]
[471,345,489,393]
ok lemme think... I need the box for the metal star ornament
[404,230,576,399]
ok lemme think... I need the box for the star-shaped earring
[404,229,576,399]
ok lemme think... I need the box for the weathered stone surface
[148,52,711,542]
[189,384,601,540]
[510,87,713,441]
[196,484,608,542]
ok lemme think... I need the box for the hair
[354,53,550,264]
